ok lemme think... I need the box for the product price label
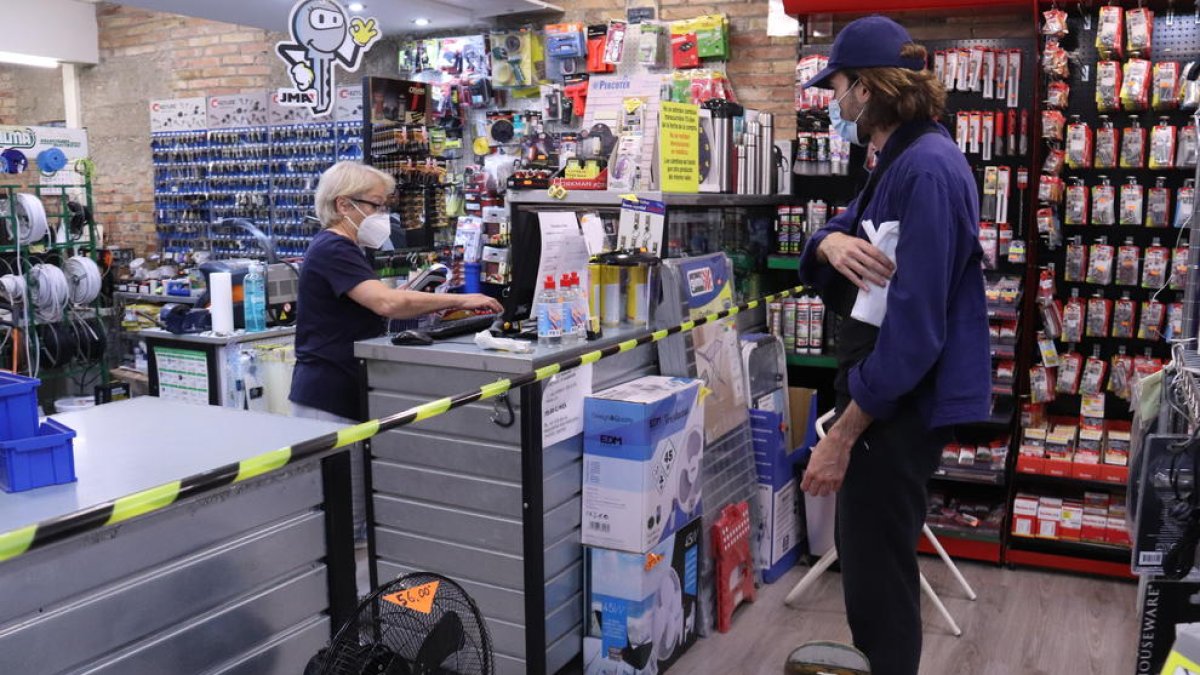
[382,580,440,614]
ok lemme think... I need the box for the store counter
[140,326,296,409]
[355,328,659,675]
[0,398,352,675]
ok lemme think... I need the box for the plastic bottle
[570,272,589,342]
[560,274,577,344]
[537,276,563,347]
[244,261,267,333]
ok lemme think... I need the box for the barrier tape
[0,284,806,563]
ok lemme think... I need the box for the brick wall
[0,68,16,125]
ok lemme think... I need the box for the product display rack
[151,121,363,259]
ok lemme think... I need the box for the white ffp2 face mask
[348,202,392,249]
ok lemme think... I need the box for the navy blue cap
[802,15,926,90]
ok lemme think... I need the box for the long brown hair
[846,43,946,130]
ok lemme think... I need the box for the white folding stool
[784,410,977,637]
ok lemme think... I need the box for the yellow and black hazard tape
[0,284,805,563]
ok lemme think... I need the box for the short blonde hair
[315,161,395,228]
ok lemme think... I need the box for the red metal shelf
[784,0,1029,13]
[1006,540,1135,580]
[919,529,1003,564]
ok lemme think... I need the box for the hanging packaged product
[1121,59,1152,112]
[1094,116,1118,169]
[1065,238,1088,282]
[1063,290,1086,343]
[1042,39,1069,80]
[1096,61,1123,113]
[980,222,999,269]
[970,112,983,154]
[982,112,996,160]
[692,15,730,60]
[1121,118,1146,169]
[604,20,627,65]
[996,166,1012,224]
[1178,180,1196,228]
[1177,124,1198,168]
[999,223,1014,256]
[1134,353,1164,382]
[1144,241,1169,289]
[1168,302,1185,341]
[587,25,615,73]
[489,27,540,88]
[955,47,971,92]
[1066,118,1093,169]
[1147,178,1172,228]
[1065,180,1089,225]
[637,23,667,68]
[966,47,985,93]
[1020,109,1030,155]
[1043,8,1069,37]
[1087,294,1113,338]
[1043,146,1067,176]
[1116,239,1141,286]
[1007,50,1022,109]
[1047,81,1069,110]
[1119,177,1144,226]
[1030,365,1057,404]
[1172,241,1190,290]
[1087,239,1115,285]
[1110,350,1134,400]
[1038,175,1064,204]
[1058,351,1084,396]
[1081,354,1108,397]
[671,32,700,69]
[1042,110,1066,143]
[1139,301,1166,341]
[1183,62,1200,110]
[1113,294,1137,339]
[1092,178,1117,225]
[1149,119,1176,170]
[1096,5,1124,59]
[1153,62,1181,110]
[1125,7,1153,57]
[1037,207,1063,249]
[1038,268,1063,338]
[995,50,1009,103]
[982,49,996,99]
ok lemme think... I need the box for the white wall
[0,0,99,64]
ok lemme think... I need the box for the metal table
[355,328,658,675]
[0,398,350,675]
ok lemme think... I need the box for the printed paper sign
[542,365,594,448]
[334,84,363,121]
[658,101,699,193]
[207,92,269,129]
[149,97,208,132]
[276,0,381,116]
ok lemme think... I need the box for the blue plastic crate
[0,373,40,442]
[0,418,77,493]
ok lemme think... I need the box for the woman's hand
[457,294,503,313]
[818,232,895,291]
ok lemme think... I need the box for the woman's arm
[347,279,502,319]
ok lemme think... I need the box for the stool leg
[785,549,839,606]
[922,525,978,601]
[920,572,962,637]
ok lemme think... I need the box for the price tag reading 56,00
[383,580,440,614]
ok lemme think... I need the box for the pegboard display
[1031,7,1200,423]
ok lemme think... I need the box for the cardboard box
[583,377,705,553]
[1060,500,1083,541]
[1016,455,1046,475]
[1020,427,1048,457]
[1104,429,1131,466]
[1075,428,1104,463]
[585,518,701,674]
[1107,516,1131,546]
[1082,511,1109,543]
[1101,464,1129,484]
[1071,462,1103,481]
[1044,458,1073,477]
[1012,494,1039,538]
[1037,497,1063,539]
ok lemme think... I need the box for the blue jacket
[799,119,992,429]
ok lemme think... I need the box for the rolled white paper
[209,272,234,335]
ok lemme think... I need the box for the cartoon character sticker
[276,0,380,116]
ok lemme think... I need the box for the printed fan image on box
[583,376,704,553]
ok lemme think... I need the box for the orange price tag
[383,580,440,614]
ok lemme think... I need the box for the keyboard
[427,313,498,340]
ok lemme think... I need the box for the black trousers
[834,403,949,675]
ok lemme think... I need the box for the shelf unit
[767,254,801,271]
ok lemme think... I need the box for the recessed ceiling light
[413,17,431,26]
[348,2,364,10]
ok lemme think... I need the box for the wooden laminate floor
[671,558,1138,675]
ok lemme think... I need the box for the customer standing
[289,161,500,537]
[796,16,991,675]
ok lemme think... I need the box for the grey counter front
[356,330,658,675]
[0,398,346,675]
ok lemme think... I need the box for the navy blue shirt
[799,119,991,429]
[289,230,383,420]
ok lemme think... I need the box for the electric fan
[309,572,494,675]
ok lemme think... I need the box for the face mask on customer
[347,202,392,249]
[828,79,867,147]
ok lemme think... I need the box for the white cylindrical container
[210,272,235,334]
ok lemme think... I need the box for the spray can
[809,296,825,355]
[601,265,622,327]
[588,262,602,334]
[768,301,782,338]
[626,265,648,326]
[782,298,796,354]
[795,296,811,355]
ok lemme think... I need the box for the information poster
[155,347,210,405]
[658,101,699,193]
[335,84,364,122]
[207,92,269,129]
[542,365,594,448]
[149,97,207,132]
[533,212,592,319]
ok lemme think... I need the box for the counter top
[140,325,295,346]
[505,190,790,207]
[355,325,649,374]
[0,398,342,534]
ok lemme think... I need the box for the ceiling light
[348,2,364,10]
[413,18,431,26]
[0,51,58,68]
